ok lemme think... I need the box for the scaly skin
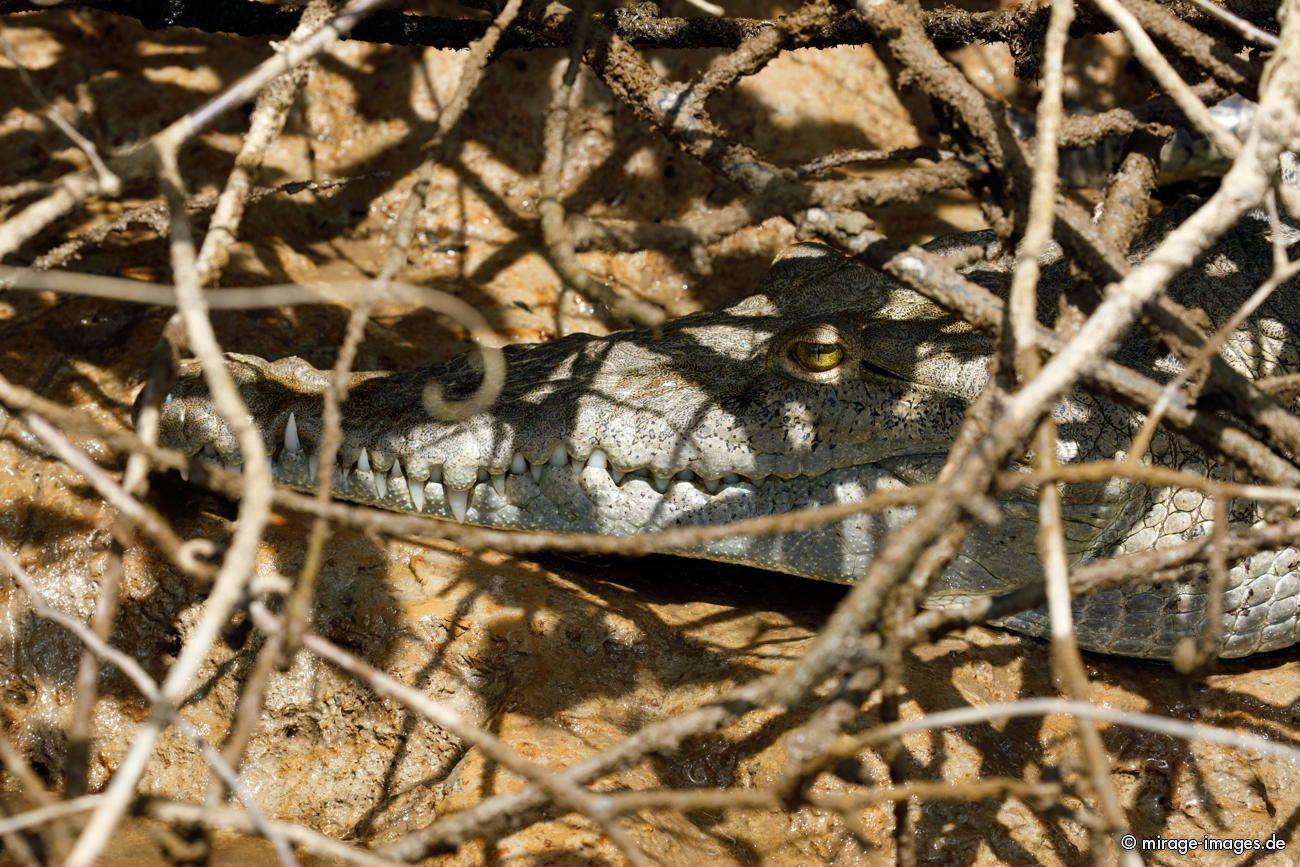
[153,216,1300,660]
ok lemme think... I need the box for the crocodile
[153,213,1300,661]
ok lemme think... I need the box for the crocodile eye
[791,340,844,372]
[775,321,858,382]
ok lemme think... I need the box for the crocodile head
[154,244,1008,583]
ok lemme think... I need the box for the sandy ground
[1,4,1298,865]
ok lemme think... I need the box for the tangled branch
[0,0,1297,864]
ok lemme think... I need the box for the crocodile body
[155,214,1300,660]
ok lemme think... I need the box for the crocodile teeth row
[253,416,774,523]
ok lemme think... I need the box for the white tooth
[375,470,388,499]
[611,467,625,484]
[409,478,425,511]
[448,489,469,523]
[588,448,607,471]
[308,453,318,484]
[511,452,527,474]
[572,455,587,476]
[530,460,543,482]
[284,413,301,454]
[389,461,405,502]
[357,448,372,474]
[549,444,568,466]
[179,465,189,482]
[491,473,505,496]
[652,475,671,493]
[723,474,741,485]
[703,477,720,494]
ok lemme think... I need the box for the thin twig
[539,0,666,328]
[0,548,299,867]
[0,32,119,195]
[23,414,195,568]
[1090,0,1241,158]
[0,796,103,838]
[1182,0,1279,48]
[0,0,394,260]
[1127,251,1300,464]
[142,800,405,867]
[194,0,338,286]
[1005,2,1135,861]
[250,602,654,867]
[1175,495,1231,672]
[806,697,1300,778]
[593,777,1063,817]
[0,268,508,416]
[62,535,124,802]
[284,0,530,669]
[60,141,280,867]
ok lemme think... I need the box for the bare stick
[1174,495,1231,672]
[19,176,365,280]
[1007,0,1070,386]
[0,32,119,195]
[808,697,1300,776]
[284,0,531,673]
[1090,0,1241,158]
[194,0,338,286]
[62,538,123,801]
[0,796,103,838]
[23,415,192,565]
[1011,460,1300,505]
[0,269,508,417]
[0,548,298,867]
[144,800,405,867]
[1005,2,1136,861]
[0,729,70,862]
[1183,0,1279,47]
[61,143,280,867]
[596,777,1062,816]
[1127,236,1300,463]
[250,602,654,867]
[1125,0,1257,91]
[680,0,833,120]
[540,0,666,329]
[0,0,393,260]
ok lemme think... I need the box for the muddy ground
[1,3,1298,865]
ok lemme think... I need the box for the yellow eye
[791,340,844,372]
